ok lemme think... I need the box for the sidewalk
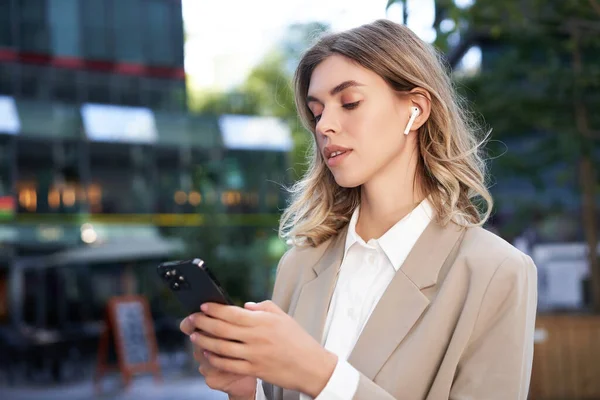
[0,373,228,400]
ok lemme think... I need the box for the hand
[180,315,257,399]
[187,301,338,398]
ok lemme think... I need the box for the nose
[315,108,339,139]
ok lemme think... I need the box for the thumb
[244,300,283,314]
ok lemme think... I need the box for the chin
[330,170,366,189]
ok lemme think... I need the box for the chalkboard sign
[95,295,161,393]
[115,300,151,365]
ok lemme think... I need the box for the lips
[323,145,352,160]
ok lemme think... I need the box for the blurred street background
[0,0,598,399]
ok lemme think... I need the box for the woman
[180,19,537,400]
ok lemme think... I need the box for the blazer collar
[312,217,462,290]
[312,225,348,276]
[400,218,465,290]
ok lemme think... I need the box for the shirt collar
[344,198,435,271]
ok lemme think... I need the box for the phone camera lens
[171,282,180,291]
[179,276,185,281]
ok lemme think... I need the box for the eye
[343,101,361,110]
[312,101,360,124]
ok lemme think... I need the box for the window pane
[48,0,80,57]
[141,77,164,109]
[0,267,8,325]
[23,269,41,325]
[16,137,83,214]
[170,1,185,67]
[85,71,112,104]
[81,0,111,60]
[52,68,79,103]
[89,143,155,214]
[113,0,144,63]
[145,0,173,66]
[45,268,63,328]
[111,75,141,107]
[19,65,51,100]
[155,147,179,213]
[169,81,186,111]
[0,1,15,47]
[141,78,185,111]
[18,0,49,53]
[0,64,16,96]
[0,138,13,198]
[62,266,84,323]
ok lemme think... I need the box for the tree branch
[589,0,600,16]
[571,24,600,312]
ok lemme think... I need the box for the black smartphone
[157,258,234,314]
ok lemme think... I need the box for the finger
[244,300,284,315]
[204,350,254,377]
[189,313,245,342]
[183,313,219,337]
[191,332,248,361]
[193,346,208,364]
[194,344,243,368]
[198,363,212,376]
[201,362,251,391]
[198,363,226,380]
[200,303,257,327]
[180,315,196,335]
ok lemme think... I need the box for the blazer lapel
[291,229,347,344]
[282,230,347,400]
[347,221,464,380]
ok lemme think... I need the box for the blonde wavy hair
[279,19,493,247]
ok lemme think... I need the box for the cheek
[352,105,404,158]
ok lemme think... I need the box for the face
[306,54,415,188]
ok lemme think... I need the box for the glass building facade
[0,0,291,382]
[0,0,186,110]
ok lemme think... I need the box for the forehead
[307,54,382,95]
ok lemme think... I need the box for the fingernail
[190,333,197,341]
[188,315,194,323]
[203,351,209,358]
[200,303,208,312]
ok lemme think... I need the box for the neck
[356,146,425,241]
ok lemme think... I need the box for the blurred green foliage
[406,0,600,309]
[387,0,599,240]
[189,22,330,181]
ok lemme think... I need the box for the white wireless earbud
[403,106,420,135]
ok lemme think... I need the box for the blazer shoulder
[459,227,538,346]
[459,226,537,277]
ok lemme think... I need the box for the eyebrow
[306,80,365,104]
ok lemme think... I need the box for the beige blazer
[262,220,538,400]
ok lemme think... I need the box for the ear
[407,88,432,132]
